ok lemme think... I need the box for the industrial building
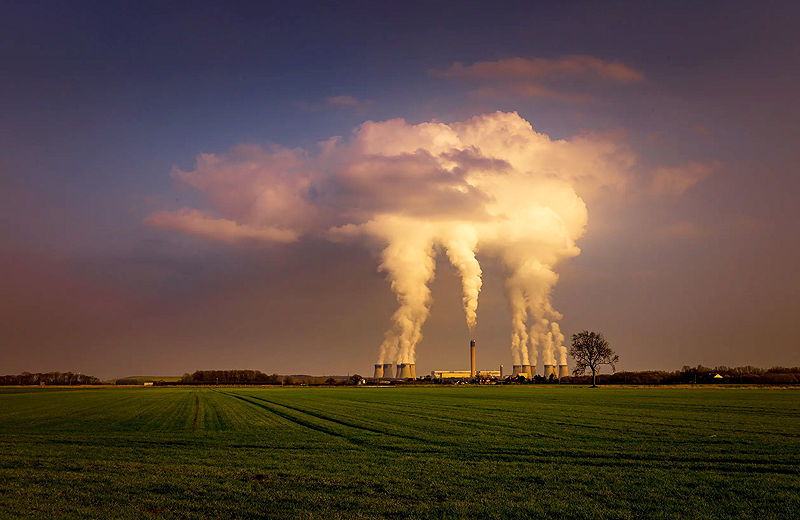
[374,339,568,381]
[431,370,501,379]
[431,340,507,380]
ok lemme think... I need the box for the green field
[1,387,798,519]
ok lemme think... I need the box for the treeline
[0,372,102,386]
[176,371,364,386]
[562,365,800,385]
[179,370,282,384]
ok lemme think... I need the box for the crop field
[1,386,798,519]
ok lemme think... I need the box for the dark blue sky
[2,0,798,378]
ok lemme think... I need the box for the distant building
[143,382,154,386]
[431,370,501,379]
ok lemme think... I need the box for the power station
[373,339,568,381]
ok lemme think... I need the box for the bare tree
[570,331,618,387]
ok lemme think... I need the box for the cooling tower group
[373,340,568,381]
[372,363,417,380]
[510,363,569,379]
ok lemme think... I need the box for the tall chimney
[383,363,394,380]
[500,364,504,378]
[470,339,476,378]
[373,364,384,379]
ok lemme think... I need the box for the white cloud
[431,55,645,83]
[431,55,643,105]
[145,208,299,243]
[651,161,718,196]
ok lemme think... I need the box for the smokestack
[397,363,412,379]
[470,339,476,378]
[558,365,569,379]
[409,364,416,380]
[522,364,532,379]
[500,364,504,378]
[373,364,384,379]
[544,365,556,379]
[383,363,394,380]
[512,365,522,377]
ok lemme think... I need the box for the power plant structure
[431,339,502,381]
[373,362,415,380]
[509,362,570,380]
[374,338,569,381]
[395,363,416,379]
[432,369,501,379]
[470,339,476,378]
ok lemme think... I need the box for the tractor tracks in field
[193,393,199,431]
[214,390,441,451]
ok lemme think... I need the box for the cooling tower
[373,364,384,379]
[409,364,416,379]
[397,363,412,379]
[470,339,476,378]
[544,365,556,378]
[558,365,569,379]
[382,363,394,380]
[512,365,522,377]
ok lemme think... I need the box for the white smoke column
[506,282,530,366]
[527,318,547,372]
[376,332,398,366]
[363,217,437,365]
[441,224,482,333]
[542,328,556,366]
[551,322,568,366]
[500,257,561,371]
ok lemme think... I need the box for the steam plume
[442,224,482,333]
[364,217,437,365]
[148,112,635,369]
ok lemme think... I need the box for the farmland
[1,387,798,519]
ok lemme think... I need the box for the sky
[2,0,799,379]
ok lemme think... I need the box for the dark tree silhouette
[569,331,618,387]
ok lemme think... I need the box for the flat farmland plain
[0,386,798,519]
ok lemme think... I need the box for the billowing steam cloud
[147,112,632,373]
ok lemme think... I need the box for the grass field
[1,386,798,519]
